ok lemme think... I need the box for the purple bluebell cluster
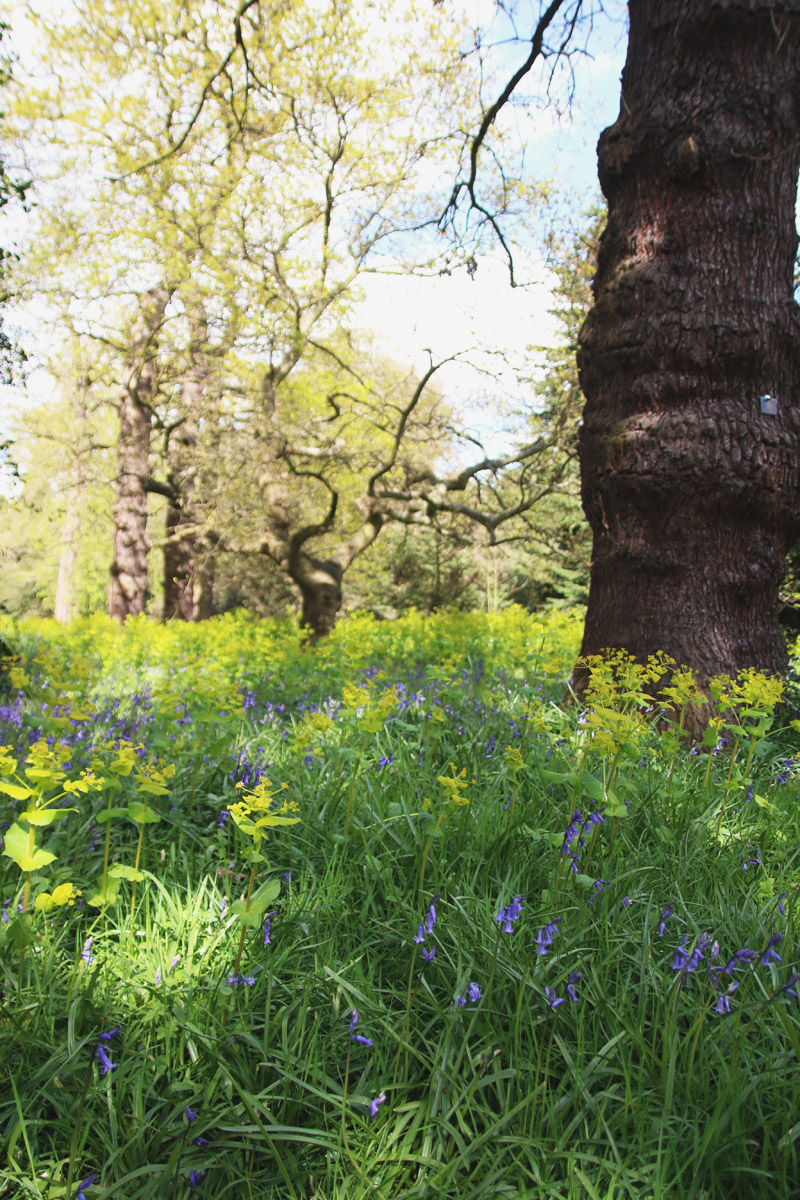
[495,895,525,934]
[415,893,439,962]
[544,973,581,1010]
[455,981,482,1007]
[227,974,255,986]
[562,809,605,874]
[535,916,560,956]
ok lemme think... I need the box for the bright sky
[356,1,628,447]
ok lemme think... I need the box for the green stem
[343,740,365,842]
[187,720,210,819]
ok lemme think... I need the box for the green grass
[1,610,799,1198]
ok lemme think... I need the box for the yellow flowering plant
[0,741,104,914]
[225,779,300,984]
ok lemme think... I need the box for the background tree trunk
[576,0,800,694]
[108,286,169,621]
[293,556,344,644]
[54,384,90,623]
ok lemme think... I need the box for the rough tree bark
[576,0,800,694]
[54,387,88,623]
[108,286,169,621]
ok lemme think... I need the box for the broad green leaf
[87,876,122,907]
[251,878,280,910]
[20,807,76,826]
[538,768,570,785]
[579,772,606,802]
[95,806,129,824]
[0,781,31,800]
[253,814,300,829]
[127,801,162,824]
[2,822,57,871]
[135,780,170,797]
[6,915,35,948]
[230,899,263,927]
[109,864,145,882]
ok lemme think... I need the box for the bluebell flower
[76,1174,96,1200]
[495,907,514,934]
[369,1091,386,1120]
[185,1106,198,1124]
[189,1169,206,1188]
[777,893,788,918]
[467,982,482,1003]
[455,995,466,1008]
[782,973,800,999]
[99,1026,120,1042]
[621,896,632,909]
[714,981,739,1014]
[414,923,425,944]
[263,918,271,945]
[761,932,783,967]
[95,1044,117,1075]
[81,938,94,964]
[565,971,581,1002]
[544,986,564,1010]
[722,948,759,974]
[283,871,292,882]
[427,903,436,935]
[349,1011,359,1032]
[353,1034,373,1047]
[588,879,608,905]
[657,903,674,938]
[422,945,436,962]
[195,1136,209,1147]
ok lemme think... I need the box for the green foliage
[1,610,800,1196]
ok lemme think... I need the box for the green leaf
[95,806,129,824]
[20,807,76,826]
[87,876,122,907]
[6,914,35,949]
[0,781,31,800]
[1,822,57,872]
[135,780,170,796]
[538,768,570,785]
[573,874,595,890]
[579,771,606,802]
[251,878,281,910]
[231,879,280,925]
[127,801,162,824]
[230,899,263,927]
[109,864,145,882]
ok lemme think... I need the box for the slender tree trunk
[575,0,800,695]
[54,488,81,622]
[109,287,169,621]
[54,387,89,623]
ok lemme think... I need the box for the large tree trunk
[575,0,800,695]
[293,555,344,644]
[108,286,169,621]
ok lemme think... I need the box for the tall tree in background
[108,286,169,621]
[576,0,800,692]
